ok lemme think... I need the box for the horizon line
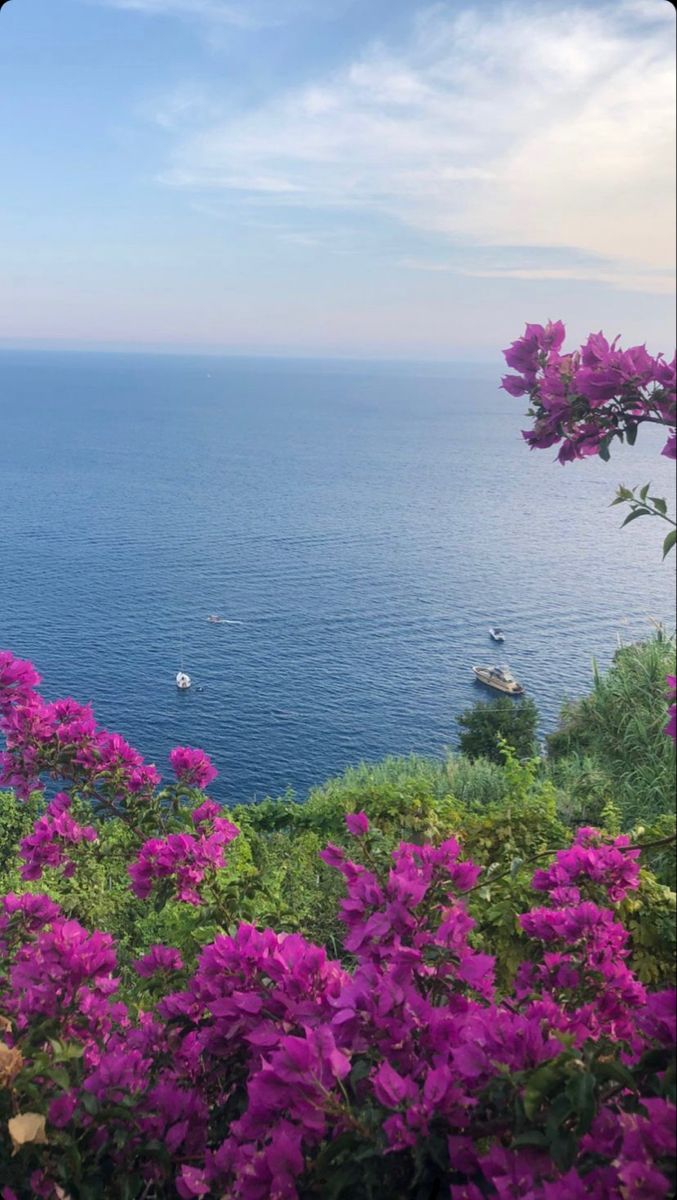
[0,340,502,367]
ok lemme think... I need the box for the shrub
[547,637,677,824]
[0,649,675,1198]
[457,696,539,764]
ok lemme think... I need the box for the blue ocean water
[1,350,674,804]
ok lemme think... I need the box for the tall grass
[547,635,676,825]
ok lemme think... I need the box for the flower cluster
[531,825,640,904]
[0,816,675,1199]
[0,652,224,834]
[128,809,239,905]
[0,661,161,804]
[501,322,676,464]
[0,651,41,718]
[0,653,675,1200]
[18,793,97,881]
[169,746,218,790]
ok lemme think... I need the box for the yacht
[472,664,524,695]
[489,627,505,642]
[207,615,224,624]
[176,671,192,690]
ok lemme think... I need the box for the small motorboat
[207,614,225,624]
[176,671,192,690]
[489,627,505,642]
[472,664,524,696]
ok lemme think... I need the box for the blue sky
[0,0,674,358]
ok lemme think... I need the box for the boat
[489,627,505,642]
[207,614,224,624]
[472,664,524,695]
[176,671,192,690]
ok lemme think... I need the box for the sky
[0,0,675,359]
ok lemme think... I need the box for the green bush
[547,635,676,824]
[457,695,539,763]
[1,630,674,998]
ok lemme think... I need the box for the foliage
[0,811,675,1199]
[456,696,539,764]
[0,649,675,1197]
[611,485,677,559]
[547,637,677,826]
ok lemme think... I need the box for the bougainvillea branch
[502,321,676,551]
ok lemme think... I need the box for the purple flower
[192,798,221,826]
[176,1167,210,1199]
[169,746,218,789]
[0,651,41,716]
[345,811,369,837]
[134,945,184,978]
[501,374,530,398]
[48,1092,77,1128]
[84,1048,150,1102]
[371,1061,417,1107]
[19,794,97,882]
[129,818,238,905]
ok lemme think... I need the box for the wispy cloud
[105,0,254,25]
[145,0,674,293]
[102,0,350,30]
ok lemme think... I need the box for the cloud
[103,0,350,29]
[105,0,253,24]
[149,0,675,292]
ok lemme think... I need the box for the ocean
[1,350,674,804]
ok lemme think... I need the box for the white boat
[472,664,524,696]
[489,627,505,642]
[207,614,224,624]
[176,671,192,690]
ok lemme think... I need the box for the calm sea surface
[1,350,674,803]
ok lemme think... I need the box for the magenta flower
[371,1061,417,1107]
[0,650,41,716]
[169,746,218,790]
[19,793,97,881]
[129,817,238,905]
[345,811,369,837]
[133,945,184,978]
[176,1167,210,1199]
[2,650,677,1200]
[192,798,221,826]
[84,1048,151,1103]
[502,322,676,480]
[48,1092,77,1128]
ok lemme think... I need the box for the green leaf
[626,424,638,446]
[81,1092,99,1116]
[662,529,676,558]
[545,1091,574,1140]
[594,1060,637,1092]
[349,1059,371,1085]
[611,486,633,505]
[569,1071,596,1133]
[512,1131,549,1148]
[649,496,668,515]
[48,1066,71,1090]
[640,482,650,502]
[523,1064,560,1118]
[550,1130,578,1173]
[621,509,651,527]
